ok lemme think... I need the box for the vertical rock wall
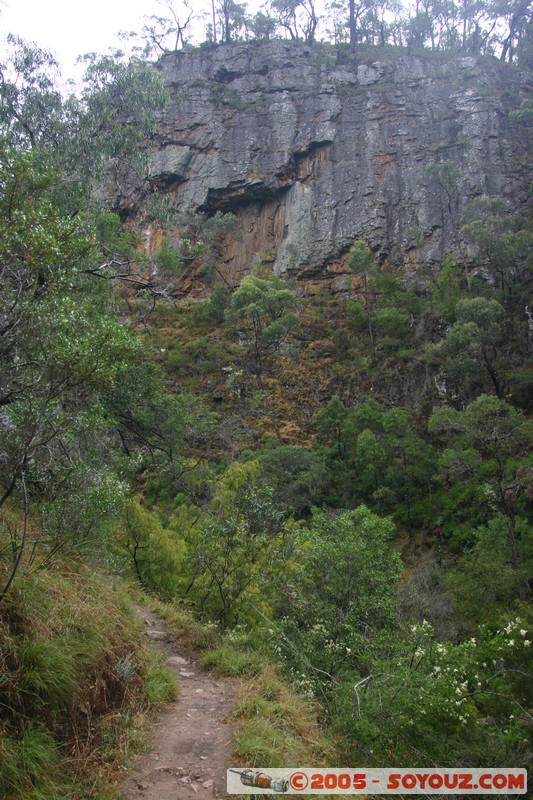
[125,41,532,291]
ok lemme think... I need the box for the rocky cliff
[125,41,533,292]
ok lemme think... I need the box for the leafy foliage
[0,38,168,210]
[276,506,402,682]
[1,23,533,786]
[121,0,533,63]
[333,612,533,767]
[227,274,299,378]
[119,498,188,599]
[461,199,533,295]
[0,47,186,597]
[241,443,328,516]
[429,396,533,575]
[185,461,300,627]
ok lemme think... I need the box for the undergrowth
[140,594,337,773]
[0,564,176,800]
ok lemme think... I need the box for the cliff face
[130,41,533,291]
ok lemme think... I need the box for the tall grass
[0,563,176,800]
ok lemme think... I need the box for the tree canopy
[0,38,191,599]
[124,0,533,63]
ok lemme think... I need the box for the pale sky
[0,0,334,85]
[0,0,221,81]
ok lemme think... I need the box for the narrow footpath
[122,608,235,800]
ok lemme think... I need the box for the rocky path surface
[122,608,235,800]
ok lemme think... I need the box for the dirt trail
[122,607,236,800]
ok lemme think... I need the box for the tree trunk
[507,514,518,571]
[363,272,375,350]
[0,473,28,604]
[212,0,217,43]
[349,0,357,51]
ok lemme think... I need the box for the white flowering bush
[332,610,533,767]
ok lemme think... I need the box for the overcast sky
[0,0,235,81]
[1,0,144,72]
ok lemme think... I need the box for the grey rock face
[130,41,533,288]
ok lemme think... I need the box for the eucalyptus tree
[140,0,195,54]
[429,395,533,573]
[227,273,299,381]
[0,39,188,598]
[217,0,249,41]
[268,0,319,42]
